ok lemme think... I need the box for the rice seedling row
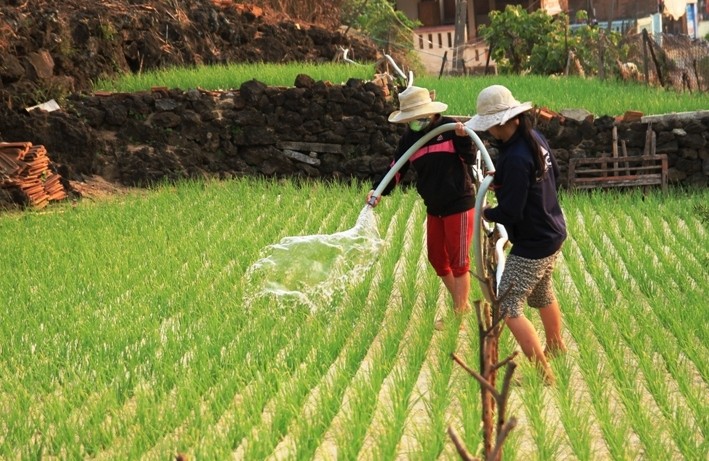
[189,183,386,458]
[232,214,392,459]
[232,187,415,459]
[1,182,706,460]
[523,262,603,461]
[595,222,705,458]
[327,199,426,459]
[602,210,708,394]
[559,234,644,460]
[564,195,706,460]
[357,204,431,460]
[81,185,298,454]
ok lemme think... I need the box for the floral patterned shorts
[498,250,560,318]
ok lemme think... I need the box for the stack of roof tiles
[0,142,68,208]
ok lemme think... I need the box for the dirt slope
[0,0,379,109]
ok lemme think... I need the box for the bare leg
[435,273,470,330]
[538,298,566,356]
[506,315,546,361]
[441,272,455,296]
[506,315,555,384]
[441,273,470,313]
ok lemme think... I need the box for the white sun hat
[464,85,533,131]
[388,86,448,123]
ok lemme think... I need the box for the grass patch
[93,62,709,116]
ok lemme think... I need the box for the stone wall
[536,110,709,187]
[1,76,707,190]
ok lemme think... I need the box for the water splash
[244,206,383,311]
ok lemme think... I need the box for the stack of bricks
[0,142,68,208]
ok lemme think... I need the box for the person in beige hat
[367,86,476,330]
[466,85,567,383]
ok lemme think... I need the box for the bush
[481,6,628,77]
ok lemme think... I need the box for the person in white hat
[466,84,567,383]
[367,86,476,330]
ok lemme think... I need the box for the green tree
[481,6,627,78]
[480,5,560,74]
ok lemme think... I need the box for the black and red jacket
[373,116,476,217]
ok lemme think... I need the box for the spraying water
[244,205,384,311]
[244,124,501,311]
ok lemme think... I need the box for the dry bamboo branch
[484,313,506,338]
[448,426,480,461]
[495,361,517,447]
[484,283,512,334]
[487,417,518,461]
[474,299,486,332]
[452,353,500,399]
[499,362,517,405]
[491,351,518,372]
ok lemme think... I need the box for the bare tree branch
[448,426,480,461]
[451,353,500,399]
[491,351,519,372]
[487,417,518,461]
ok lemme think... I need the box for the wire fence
[622,32,709,92]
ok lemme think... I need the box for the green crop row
[0,180,706,460]
[92,62,709,117]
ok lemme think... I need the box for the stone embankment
[0,75,706,202]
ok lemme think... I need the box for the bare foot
[538,362,556,386]
[544,343,567,359]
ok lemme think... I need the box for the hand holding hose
[366,190,381,207]
[454,121,467,137]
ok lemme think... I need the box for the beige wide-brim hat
[388,86,448,123]
[465,85,533,131]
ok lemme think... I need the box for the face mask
[409,117,432,132]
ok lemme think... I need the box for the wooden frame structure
[567,153,668,192]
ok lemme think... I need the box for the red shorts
[426,209,474,278]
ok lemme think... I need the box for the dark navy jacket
[483,127,567,259]
[373,116,476,217]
